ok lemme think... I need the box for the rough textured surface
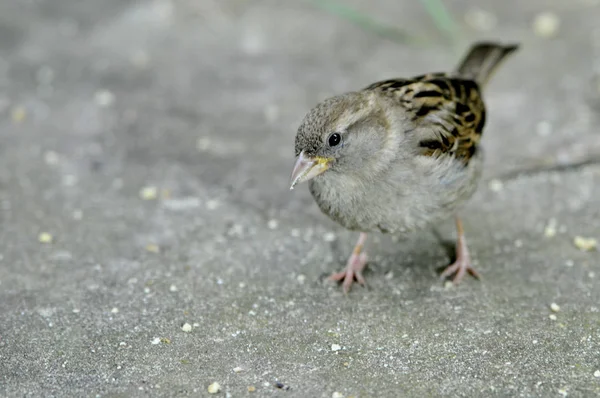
[1,1,600,397]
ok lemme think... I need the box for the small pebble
[247,386,256,392]
[594,370,600,378]
[550,303,560,312]
[169,284,178,292]
[139,186,158,200]
[233,367,243,373]
[95,90,115,107]
[573,236,597,251]
[296,274,306,284]
[331,344,342,351]
[72,308,80,314]
[533,12,560,38]
[385,271,394,280]
[332,392,344,398]
[111,307,119,314]
[151,337,161,345]
[488,179,504,192]
[589,271,596,279]
[38,232,53,244]
[207,382,221,394]
[274,381,290,390]
[181,323,192,333]
[549,314,557,321]
[144,287,151,294]
[267,219,279,230]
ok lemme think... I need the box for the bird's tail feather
[455,42,519,86]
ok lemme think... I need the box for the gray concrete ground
[1,0,600,397]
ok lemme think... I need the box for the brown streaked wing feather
[364,74,486,164]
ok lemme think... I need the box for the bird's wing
[364,73,486,165]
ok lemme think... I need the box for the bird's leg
[329,232,368,293]
[440,217,480,283]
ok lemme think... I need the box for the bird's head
[289,92,392,190]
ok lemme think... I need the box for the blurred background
[1,1,600,397]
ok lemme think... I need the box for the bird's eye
[328,132,341,147]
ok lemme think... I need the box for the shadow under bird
[290,41,519,293]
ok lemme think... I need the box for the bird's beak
[289,151,331,190]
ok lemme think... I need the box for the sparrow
[289,41,518,293]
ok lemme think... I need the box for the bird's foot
[329,251,368,294]
[440,218,480,284]
[439,252,480,284]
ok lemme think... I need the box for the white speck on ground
[181,323,192,332]
[536,120,553,137]
[464,8,497,31]
[565,259,574,267]
[139,186,158,200]
[233,367,243,373]
[206,199,220,210]
[514,239,523,248]
[594,370,600,378]
[94,90,115,107]
[558,388,568,397]
[323,232,336,242]
[11,106,26,123]
[331,344,341,351]
[296,274,306,284]
[43,151,60,165]
[72,209,83,220]
[38,232,53,244]
[549,314,557,321]
[111,307,119,314]
[267,219,279,230]
[162,197,201,211]
[169,284,178,292]
[550,303,560,312]
[533,12,560,38]
[573,236,597,251]
[332,392,344,398]
[488,179,504,192]
[151,337,161,345]
[544,218,557,237]
[145,244,160,253]
[207,382,221,394]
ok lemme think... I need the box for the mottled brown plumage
[290,42,518,293]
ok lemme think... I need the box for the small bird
[289,42,518,293]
